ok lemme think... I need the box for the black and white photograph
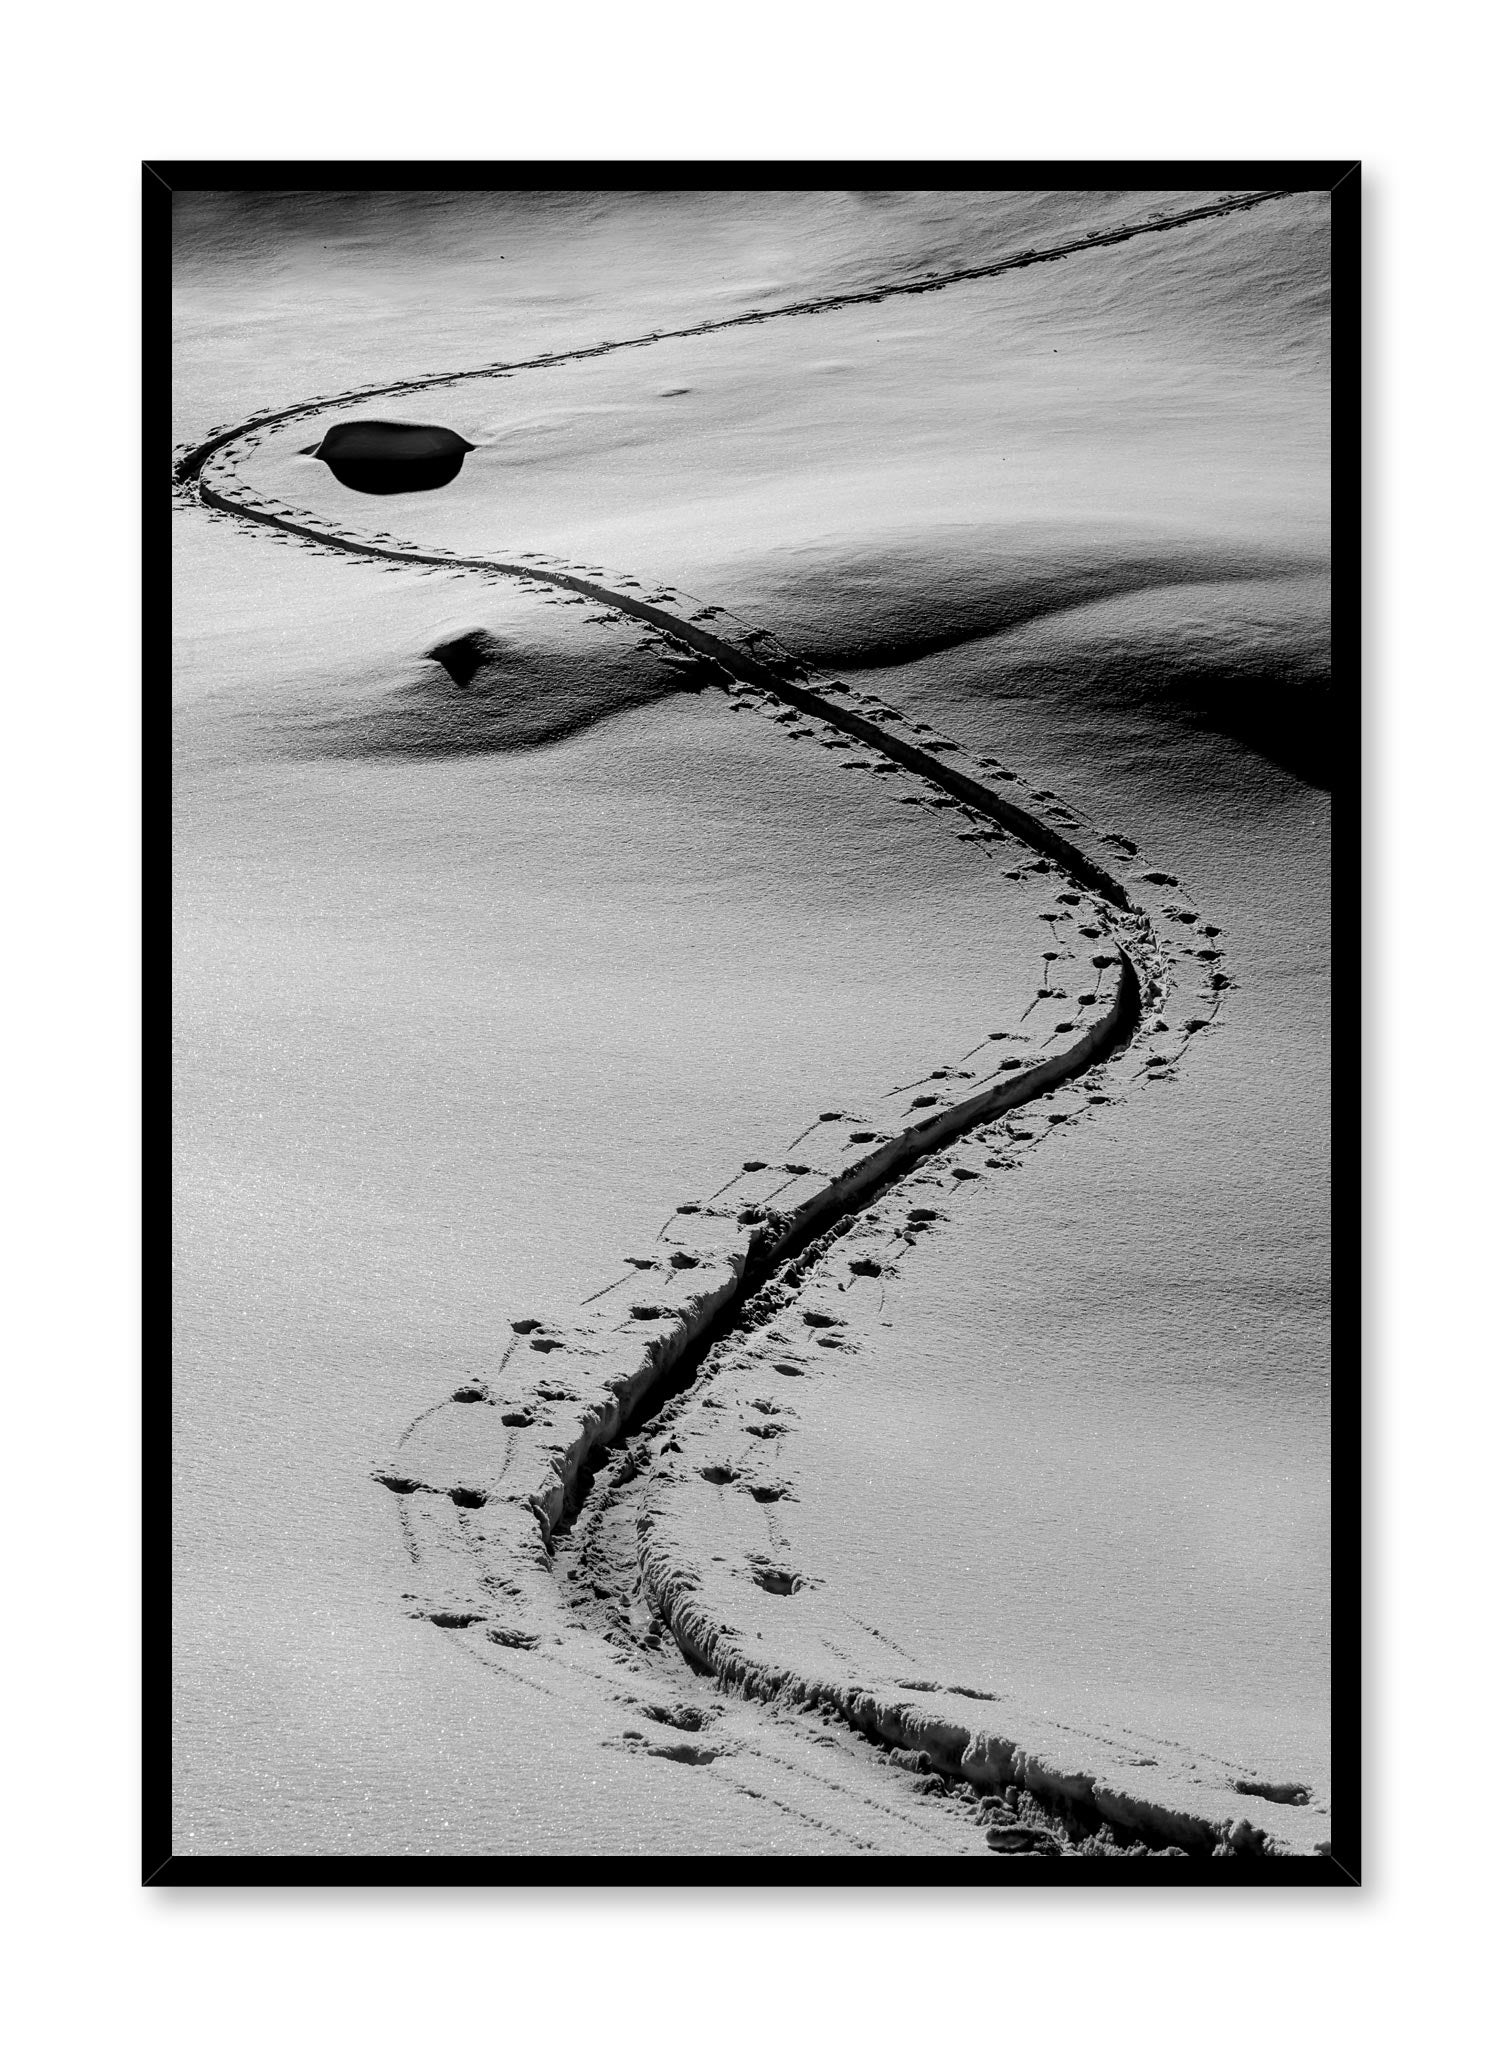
[21,0,1503,2023]
[156,164,1354,1880]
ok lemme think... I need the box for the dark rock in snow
[313,419,474,495]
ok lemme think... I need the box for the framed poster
[151,162,1356,1883]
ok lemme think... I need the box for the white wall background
[2,4,1491,2041]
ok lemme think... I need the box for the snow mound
[276,609,704,758]
[718,524,1331,785]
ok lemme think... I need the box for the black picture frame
[149,160,1359,1887]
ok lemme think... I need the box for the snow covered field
[172,187,1331,1857]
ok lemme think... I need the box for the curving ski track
[177,188,1314,1857]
